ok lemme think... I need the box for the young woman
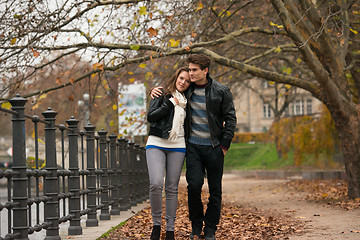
[146,67,191,240]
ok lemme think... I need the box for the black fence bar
[85,124,98,227]
[10,94,28,240]
[43,108,60,240]
[0,94,149,240]
[98,129,110,221]
[67,117,82,236]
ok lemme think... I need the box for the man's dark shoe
[204,226,216,240]
[150,225,161,240]
[165,231,175,240]
[204,233,216,240]
[189,232,200,239]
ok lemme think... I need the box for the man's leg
[186,143,205,236]
[204,145,224,237]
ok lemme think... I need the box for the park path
[207,173,360,240]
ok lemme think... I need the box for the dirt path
[217,174,360,240]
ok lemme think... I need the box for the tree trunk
[329,106,360,199]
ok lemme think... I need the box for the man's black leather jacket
[184,77,236,149]
[147,91,174,139]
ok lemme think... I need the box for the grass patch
[97,220,127,239]
[224,143,293,170]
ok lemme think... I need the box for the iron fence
[0,94,149,240]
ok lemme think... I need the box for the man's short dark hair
[186,54,211,71]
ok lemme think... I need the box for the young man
[151,54,236,240]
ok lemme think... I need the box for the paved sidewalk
[60,202,149,240]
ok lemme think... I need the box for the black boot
[165,231,175,240]
[150,225,161,240]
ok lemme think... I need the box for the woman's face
[175,71,191,92]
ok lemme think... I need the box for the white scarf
[168,90,187,142]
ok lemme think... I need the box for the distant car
[0,162,13,169]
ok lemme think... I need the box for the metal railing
[0,94,149,240]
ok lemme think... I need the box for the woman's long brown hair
[163,67,190,97]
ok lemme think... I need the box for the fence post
[109,134,120,215]
[140,146,148,201]
[42,108,61,240]
[128,142,137,206]
[66,116,82,235]
[85,123,98,227]
[98,129,110,220]
[118,138,130,211]
[10,94,28,240]
[134,144,142,204]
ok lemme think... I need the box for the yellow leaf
[139,6,148,15]
[10,38,17,45]
[296,58,302,63]
[38,139,45,144]
[195,2,204,12]
[269,81,275,85]
[91,73,98,78]
[274,47,281,53]
[39,94,47,100]
[350,28,358,34]
[112,104,117,110]
[32,102,39,110]
[128,71,134,75]
[138,63,146,68]
[169,39,180,47]
[129,78,135,83]
[145,72,153,80]
[269,22,276,26]
[1,102,11,109]
[109,120,115,127]
[130,45,140,50]
[119,109,126,116]
[285,84,291,89]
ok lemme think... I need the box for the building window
[263,103,271,118]
[262,81,269,89]
[293,99,304,116]
[307,99,312,115]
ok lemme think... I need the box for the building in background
[233,79,323,133]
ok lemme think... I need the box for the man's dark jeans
[185,143,224,234]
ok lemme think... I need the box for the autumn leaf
[10,38,16,45]
[69,78,75,84]
[169,39,180,47]
[138,63,146,68]
[92,62,104,71]
[130,45,140,50]
[31,48,40,57]
[139,6,148,15]
[195,1,204,12]
[129,78,135,83]
[1,102,11,109]
[146,27,158,37]
[119,109,126,116]
[350,28,358,34]
[274,46,281,53]
[56,77,62,85]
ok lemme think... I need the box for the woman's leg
[146,148,166,226]
[164,151,185,231]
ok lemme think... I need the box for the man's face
[189,63,208,85]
